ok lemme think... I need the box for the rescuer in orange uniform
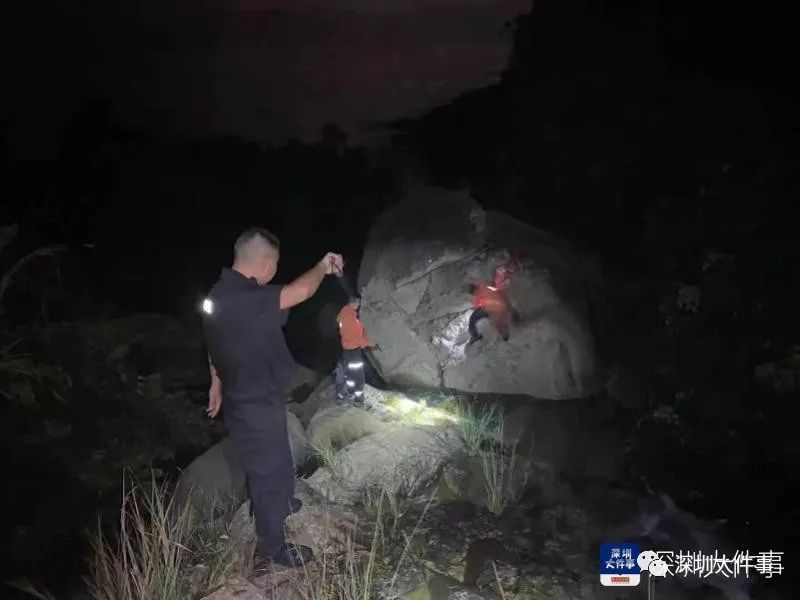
[467,257,518,345]
[335,296,376,406]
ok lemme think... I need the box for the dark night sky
[2,0,530,160]
[0,2,798,597]
[2,0,796,162]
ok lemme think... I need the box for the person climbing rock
[336,295,376,406]
[202,227,343,570]
[467,255,519,346]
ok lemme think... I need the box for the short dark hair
[233,227,280,262]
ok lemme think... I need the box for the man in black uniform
[201,227,343,568]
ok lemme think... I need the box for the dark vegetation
[393,0,800,550]
[1,0,798,595]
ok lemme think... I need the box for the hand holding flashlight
[320,252,344,275]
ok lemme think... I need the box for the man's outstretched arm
[280,252,344,309]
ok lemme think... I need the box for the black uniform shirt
[202,268,295,404]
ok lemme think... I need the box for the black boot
[269,543,314,568]
[466,334,482,347]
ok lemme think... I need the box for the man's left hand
[207,382,222,418]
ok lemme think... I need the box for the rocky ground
[185,379,764,600]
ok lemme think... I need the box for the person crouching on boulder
[336,296,376,406]
[467,258,518,345]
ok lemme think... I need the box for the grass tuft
[478,417,531,516]
[86,474,192,600]
[85,473,241,600]
[291,490,435,600]
[309,438,342,480]
[454,399,503,456]
[186,494,241,595]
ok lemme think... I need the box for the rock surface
[286,364,323,403]
[357,189,603,399]
[286,410,309,466]
[306,401,389,449]
[173,437,247,514]
[305,423,464,505]
[199,576,264,600]
[288,376,335,427]
[175,408,310,512]
[228,479,360,566]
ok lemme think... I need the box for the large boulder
[175,409,309,512]
[358,189,603,399]
[173,437,247,513]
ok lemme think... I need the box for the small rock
[373,559,429,599]
[427,573,500,599]
[199,575,263,600]
[285,481,360,557]
[475,561,520,595]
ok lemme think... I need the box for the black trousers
[468,308,510,342]
[468,308,490,342]
[225,399,294,558]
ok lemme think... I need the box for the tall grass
[480,414,533,516]
[480,443,526,516]
[453,400,503,456]
[85,474,240,600]
[309,438,341,479]
[87,476,192,600]
[292,490,435,600]
[362,484,408,545]
[453,401,533,515]
[491,561,508,600]
[36,399,522,600]
[186,494,241,595]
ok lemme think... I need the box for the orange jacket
[473,283,509,314]
[337,305,373,350]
